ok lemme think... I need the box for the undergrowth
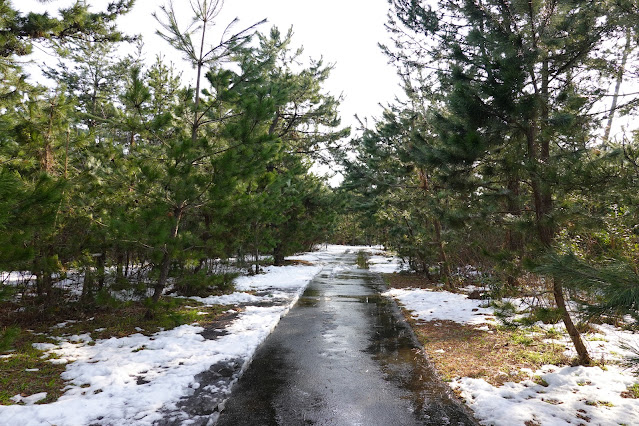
[0,296,230,405]
[384,272,570,386]
[356,251,369,269]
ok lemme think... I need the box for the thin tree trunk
[433,218,452,288]
[152,251,172,304]
[527,109,591,365]
[82,266,94,303]
[603,31,632,144]
[64,127,70,179]
[191,10,208,144]
[273,243,285,266]
[97,252,106,291]
[116,252,124,281]
[505,176,522,289]
[553,278,591,365]
[150,207,183,306]
[42,97,56,174]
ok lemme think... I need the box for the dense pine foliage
[3,0,639,367]
[0,1,346,311]
[339,0,639,364]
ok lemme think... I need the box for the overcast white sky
[17,0,402,130]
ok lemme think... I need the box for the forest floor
[0,250,330,425]
[1,246,639,425]
[383,272,639,425]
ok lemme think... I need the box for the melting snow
[383,281,639,425]
[383,288,495,325]
[0,248,329,425]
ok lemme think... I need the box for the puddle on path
[213,252,477,425]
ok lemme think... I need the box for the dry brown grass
[384,273,437,290]
[384,273,570,387]
[1,299,231,405]
[410,319,569,386]
[284,259,315,266]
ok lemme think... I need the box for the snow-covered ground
[6,245,637,425]
[383,287,496,325]
[367,251,405,273]
[383,284,639,425]
[0,247,349,426]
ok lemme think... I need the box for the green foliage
[0,0,135,58]
[0,0,343,319]
[537,253,639,321]
[0,325,20,352]
[356,251,369,269]
[173,271,238,297]
[340,0,639,364]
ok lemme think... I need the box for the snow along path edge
[159,264,325,426]
[382,285,639,426]
[0,259,326,426]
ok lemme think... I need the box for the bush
[172,271,238,297]
[531,307,564,325]
[0,326,20,352]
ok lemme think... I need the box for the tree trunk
[553,278,591,365]
[505,176,523,289]
[82,266,95,303]
[603,31,632,144]
[150,207,183,305]
[151,250,172,304]
[527,110,591,365]
[116,252,124,281]
[97,252,106,291]
[42,97,56,174]
[273,243,285,266]
[433,218,452,288]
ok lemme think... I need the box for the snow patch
[0,246,336,425]
[382,288,495,325]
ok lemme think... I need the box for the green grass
[1,299,231,405]
[519,348,566,365]
[510,332,535,346]
[532,375,549,387]
[585,400,614,407]
[543,327,562,339]
[530,307,563,325]
[0,326,20,352]
[0,331,66,405]
[356,251,369,269]
[622,383,639,399]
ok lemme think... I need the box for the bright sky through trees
[17,0,401,129]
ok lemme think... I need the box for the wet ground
[214,250,477,425]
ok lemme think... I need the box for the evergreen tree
[381,0,639,364]
[0,0,135,58]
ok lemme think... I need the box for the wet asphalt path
[216,250,477,425]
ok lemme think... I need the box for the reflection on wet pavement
[201,250,476,425]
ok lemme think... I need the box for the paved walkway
[216,250,477,425]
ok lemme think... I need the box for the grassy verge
[0,330,67,404]
[356,251,369,269]
[0,299,231,405]
[383,273,570,387]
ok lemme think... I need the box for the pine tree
[383,0,638,364]
[0,0,135,58]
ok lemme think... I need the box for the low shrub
[172,271,238,297]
